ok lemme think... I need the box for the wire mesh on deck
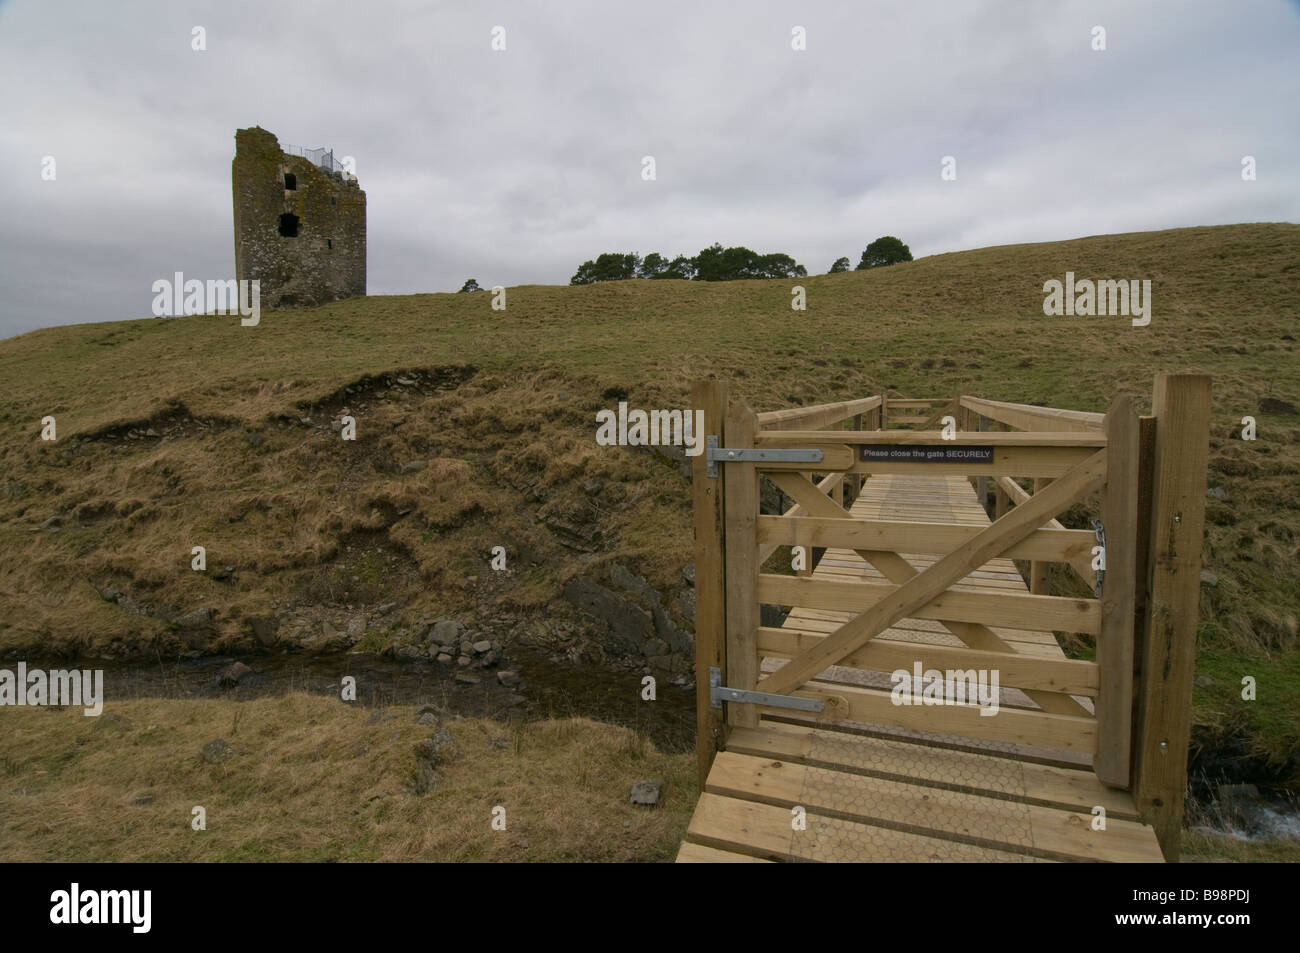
[805,725,1029,796]
[789,734,1042,862]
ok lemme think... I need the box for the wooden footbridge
[678,376,1211,863]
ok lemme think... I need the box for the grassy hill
[1,221,1298,774]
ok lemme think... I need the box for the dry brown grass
[0,694,695,862]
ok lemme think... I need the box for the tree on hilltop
[661,255,696,279]
[856,236,913,270]
[569,244,805,283]
[693,244,807,281]
[570,252,641,285]
[638,253,667,278]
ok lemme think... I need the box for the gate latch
[709,667,826,713]
[705,435,824,478]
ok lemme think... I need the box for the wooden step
[675,841,773,863]
[684,792,1051,862]
[705,750,1162,862]
[726,722,1140,819]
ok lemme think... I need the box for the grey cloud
[0,0,1296,338]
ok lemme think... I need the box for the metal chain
[1090,518,1106,598]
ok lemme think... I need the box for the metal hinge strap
[709,667,825,712]
[705,435,824,477]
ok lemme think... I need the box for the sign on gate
[860,445,994,463]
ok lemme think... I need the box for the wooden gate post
[1130,413,1157,778]
[1095,395,1139,789]
[691,380,729,787]
[723,399,761,729]
[1133,373,1211,861]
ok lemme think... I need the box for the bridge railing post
[850,413,863,501]
[958,395,977,497]
[1029,477,1052,594]
[976,414,989,511]
[833,419,846,508]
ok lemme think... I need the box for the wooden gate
[687,375,1211,862]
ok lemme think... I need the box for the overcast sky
[0,0,1296,339]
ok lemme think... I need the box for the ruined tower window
[331,197,336,206]
[284,172,297,190]
[279,213,300,237]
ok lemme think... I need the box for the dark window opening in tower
[279,213,299,237]
[327,239,332,249]
[284,172,296,190]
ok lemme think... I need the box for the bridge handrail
[756,395,881,430]
[756,394,1104,433]
[959,395,1104,432]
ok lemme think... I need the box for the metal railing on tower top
[281,143,355,181]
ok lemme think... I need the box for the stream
[28,645,697,754]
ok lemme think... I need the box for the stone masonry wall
[232,126,365,308]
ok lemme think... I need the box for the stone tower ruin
[232,126,365,308]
